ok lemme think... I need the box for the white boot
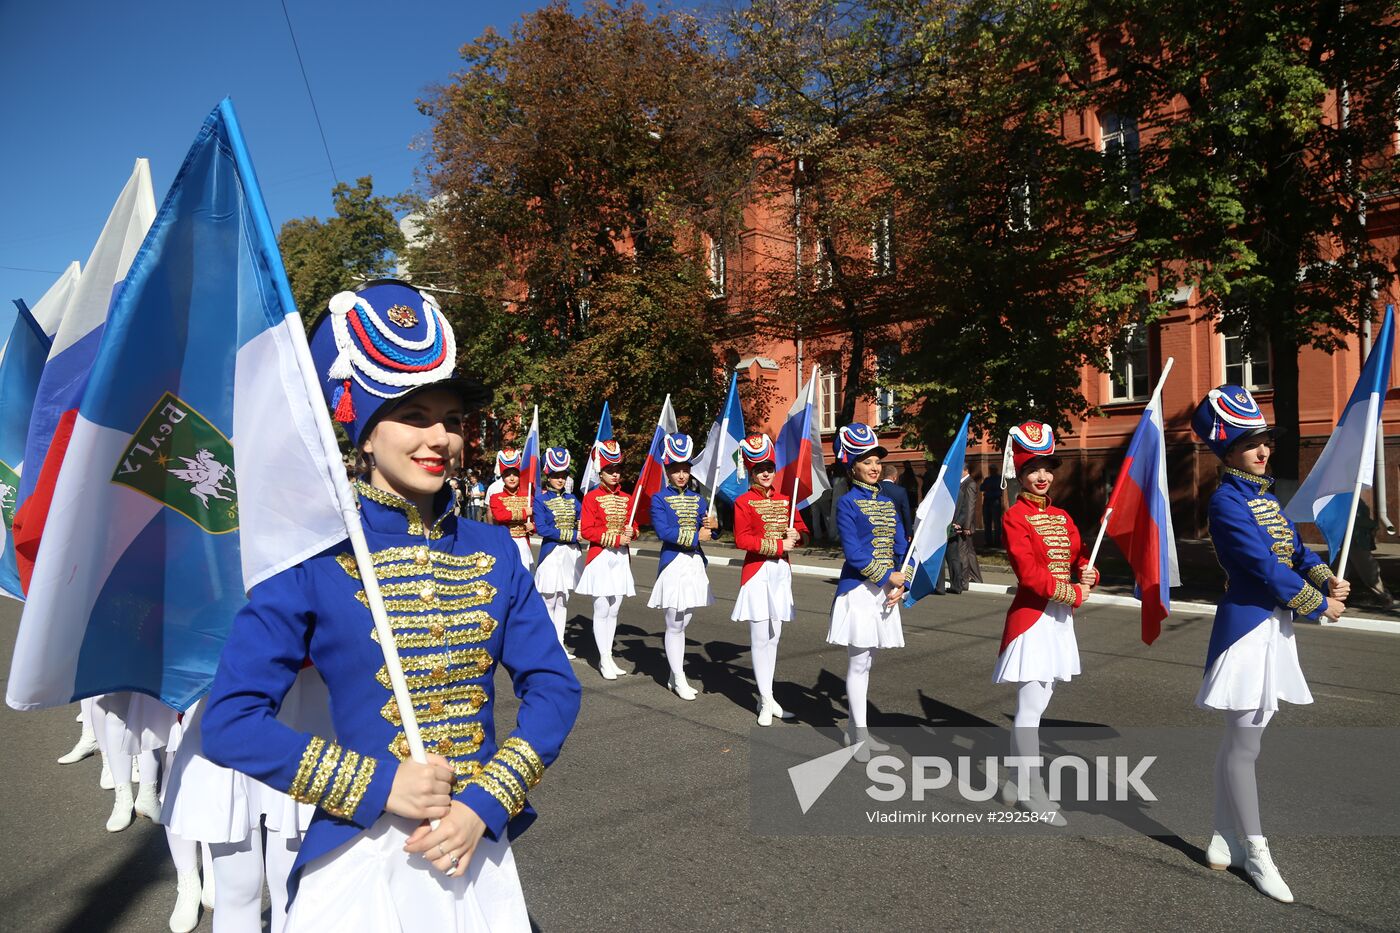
[201,858,216,910]
[860,727,890,753]
[99,754,115,790]
[58,722,99,764]
[168,870,202,933]
[135,781,161,821]
[757,696,774,727]
[667,672,697,701]
[599,657,620,680]
[1245,838,1294,903]
[1207,830,1246,870]
[106,783,135,832]
[768,699,795,721]
[843,725,871,763]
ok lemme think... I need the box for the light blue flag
[8,99,347,711]
[904,414,971,607]
[579,401,614,494]
[0,301,53,599]
[1286,306,1394,565]
[693,373,748,503]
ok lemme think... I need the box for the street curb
[633,548,1400,636]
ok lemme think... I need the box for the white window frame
[1008,174,1033,232]
[1099,112,1141,202]
[819,359,840,433]
[875,344,900,426]
[870,207,894,276]
[1107,323,1150,402]
[707,236,726,298]
[815,239,832,290]
[1222,329,1272,390]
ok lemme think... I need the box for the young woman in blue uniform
[533,447,584,658]
[1191,385,1348,903]
[827,424,907,761]
[201,280,581,930]
[647,434,717,700]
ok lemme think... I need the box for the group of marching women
[51,280,1345,931]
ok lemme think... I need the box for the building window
[875,343,900,426]
[1008,175,1034,233]
[819,356,840,433]
[871,207,894,276]
[707,237,726,298]
[1099,112,1141,202]
[814,240,832,290]
[1223,329,1271,390]
[1107,324,1150,402]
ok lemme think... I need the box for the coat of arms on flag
[111,392,238,534]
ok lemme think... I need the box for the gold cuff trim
[1287,585,1324,617]
[288,737,325,801]
[1306,564,1334,589]
[1051,581,1078,606]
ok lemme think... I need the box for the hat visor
[358,376,493,442]
[1224,426,1281,451]
[1017,454,1062,474]
[848,446,889,464]
[744,458,776,472]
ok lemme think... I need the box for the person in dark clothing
[828,469,850,546]
[949,466,983,591]
[900,462,921,508]
[1347,500,1395,609]
[979,470,1005,549]
[879,464,914,543]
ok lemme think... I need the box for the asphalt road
[1,554,1397,932]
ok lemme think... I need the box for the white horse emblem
[169,450,235,508]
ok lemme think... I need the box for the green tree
[413,0,756,465]
[279,176,406,321]
[1039,0,1400,479]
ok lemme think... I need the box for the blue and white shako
[1192,385,1274,460]
[309,279,471,443]
[543,447,572,475]
[661,433,695,466]
[834,423,887,465]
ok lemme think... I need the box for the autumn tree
[412,0,757,465]
[279,176,405,319]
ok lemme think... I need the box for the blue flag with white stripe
[693,373,748,503]
[1286,306,1394,563]
[0,301,53,599]
[904,414,971,607]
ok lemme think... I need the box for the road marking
[1311,691,1378,704]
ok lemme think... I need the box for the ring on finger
[436,843,448,859]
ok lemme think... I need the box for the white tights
[542,591,569,647]
[663,609,693,676]
[592,596,621,660]
[1011,680,1055,766]
[749,620,784,700]
[104,714,158,787]
[846,648,878,728]
[1214,709,1274,842]
[212,827,301,933]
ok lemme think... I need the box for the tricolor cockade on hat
[308,279,482,443]
[543,447,572,474]
[1192,385,1274,460]
[661,433,695,466]
[496,449,523,474]
[739,433,775,469]
[1001,421,1058,486]
[593,439,623,469]
[835,423,887,465]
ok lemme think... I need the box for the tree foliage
[279,176,405,320]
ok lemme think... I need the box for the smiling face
[666,462,692,489]
[361,388,465,511]
[502,469,521,492]
[546,473,568,492]
[751,463,775,490]
[1018,460,1055,497]
[851,453,882,486]
[1225,436,1273,476]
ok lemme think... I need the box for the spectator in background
[467,470,487,521]
[949,466,983,591]
[980,468,1005,548]
[828,467,850,546]
[879,464,914,545]
[1348,500,1395,609]
[900,462,921,507]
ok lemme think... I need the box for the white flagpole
[627,394,671,530]
[1085,357,1175,573]
[789,365,818,530]
[286,318,431,767]
[1334,389,1381,580]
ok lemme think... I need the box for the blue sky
[0,0,557,306]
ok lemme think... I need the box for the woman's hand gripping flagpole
[1085,357,1175,577]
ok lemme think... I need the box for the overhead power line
[279,0,340,185]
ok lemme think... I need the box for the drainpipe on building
[796,334,804,400]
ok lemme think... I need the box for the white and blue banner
[693,372,748,503]
[903,414,971,606]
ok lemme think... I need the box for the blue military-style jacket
[534,489,582,565]
[202,481,582,895]
[650,483,708,576]
[834,479,908,599]
[1205,468,1332,668]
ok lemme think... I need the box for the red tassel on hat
[332,380,356,423]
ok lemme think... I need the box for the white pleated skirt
[827,581,904,649]
[993,603,1081,684]
[1196,608,1313,712]
[647,552,713,610]
[575,547,635,598]
[94,692,180,753]
[534,543,583,595]
[731,559,795,624]
[511,537,534,571]
[161,671,329,842]
[285,814,529,933]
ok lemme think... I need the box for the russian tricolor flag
[1103,373,1180,644]
[629,394,677,528]
[7,100,349,711]
[1286,306,1395,567]
[580,401,613,495]
[520,405,541,497]
[0,301,55,600]
[11,160,156,591]
[774,365,831,515]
